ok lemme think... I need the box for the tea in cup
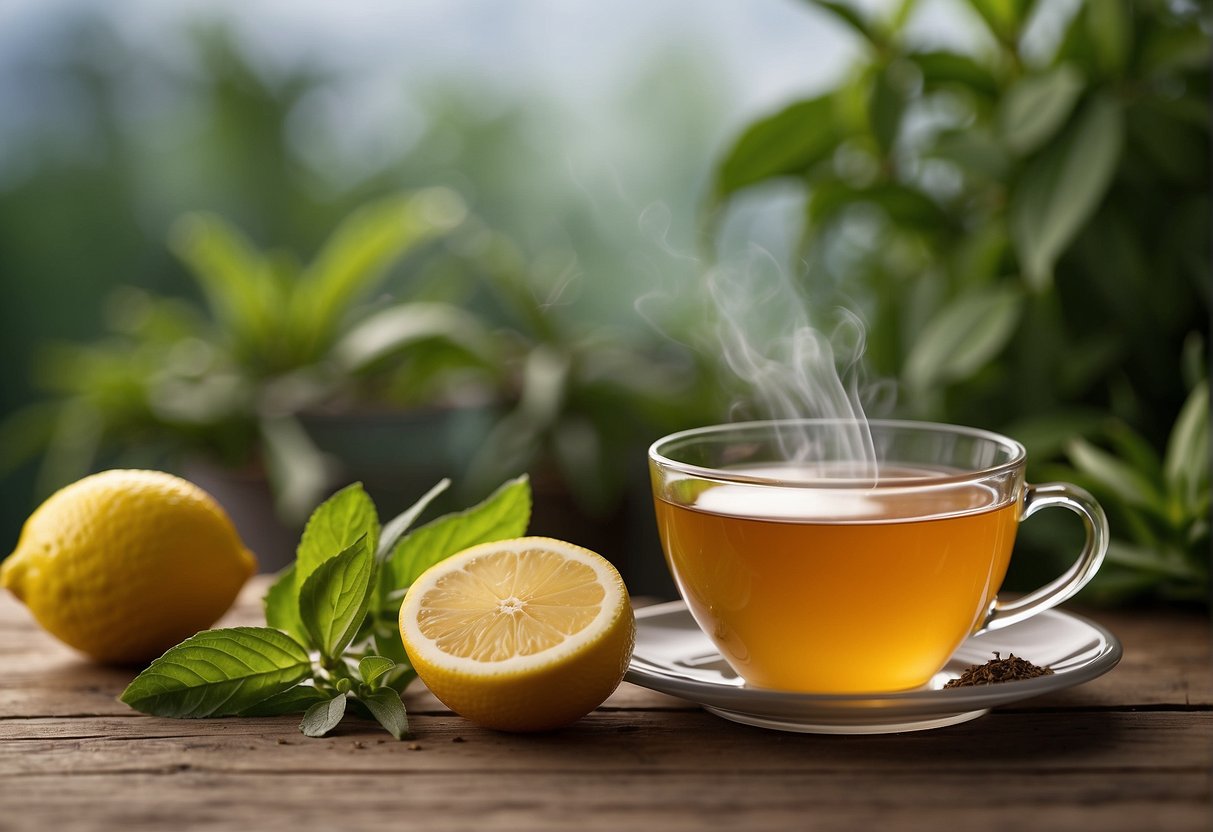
[648,419,1107,693]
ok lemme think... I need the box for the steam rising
[707,247,880,480]
[629,199,886,481]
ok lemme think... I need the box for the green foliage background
[709,0,1209,603]
[0,13,722,572]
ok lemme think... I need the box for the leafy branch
[121,476,532,738]
[708,0,1209,603]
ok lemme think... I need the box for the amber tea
[655,465,1018,692]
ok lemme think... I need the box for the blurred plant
[708,0,1210,602]
[2,190,503,518]
[0,15,729,559]
[1047,380,1209,603]
[444,227,718,518]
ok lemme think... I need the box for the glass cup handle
[982,482,1109,632]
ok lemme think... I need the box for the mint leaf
[359,655,396,687]
[376,478,451,561]
[372,617,409,665]
[298,536,375,659]
[238,683,329,716]
[361,689,409,739]
[300,695,348,737]
[120,628,311,718]
[264,563,308,646]
[384,475,531,597]
[297,483,379,585]
[381,665,418,695]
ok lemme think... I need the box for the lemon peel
[2,469,256,664]
[399,537,634,732]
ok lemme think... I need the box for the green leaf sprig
[121,475,531,739]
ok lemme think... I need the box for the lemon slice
[399,537,635,732]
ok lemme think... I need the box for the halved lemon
[398,537,635,732]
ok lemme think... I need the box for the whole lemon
[1,469,256,664]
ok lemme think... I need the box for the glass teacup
[648,419,1108,693]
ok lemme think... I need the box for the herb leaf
[376,478,451,561]
[120,627,311,718]
[237,684,330,716]
[383,474,530,598]
[359,655,396,687]
[297,483,379,584]
[361,689,409,739]
[380,665,418,695]
[298,536,375,659]
[300,695,348,737]
[372,615,409,665]
[264,563,308,647]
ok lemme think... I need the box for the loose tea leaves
[944,652,1054,688]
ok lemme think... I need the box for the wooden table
[2,577,1209,831]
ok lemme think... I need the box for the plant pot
[298,402,500,521]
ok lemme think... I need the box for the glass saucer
[625,601,1122,734]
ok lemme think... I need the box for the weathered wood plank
[2,711,1209,776]
[1,768,1208,832]
[1,578,1209,831]
[0,580,1208,717]
[0,669,688,719]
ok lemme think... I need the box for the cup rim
[648,418,1027,488]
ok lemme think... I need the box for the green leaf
[963,0,1033,45]
[807,181,946,232]
[333,303,497,374]
[1085,0,1131,78]
[290,189,467,358]
[383,475,532,597]
[168,213,282,355]
[1009,93,1124,290]
[360,689,409,740]
[1127,100,1209,184]
[1139,20,1211,78]
[298,537,376,659]
[713,95,844,200]
[998,64,1085,156]
[373,618,410,666]
[238,684,330,717]
[359,656,397,687]
[1004,409,1107,461]
[869,61,911,155]
[1163,380,1210,513]
[263,563,308,646]
[300,695,348,738]
[804,1,879,45]
[929,128,1009,181]
[863,184,947,229]
[903,286,1024,393]
[1104,541,1202,581]
[297,483,380,585]
[376,478,451,561]
[1066,438,1165,512]
[120,628,312,718]
[909,51,1000,97]
[1104,421,1163,484]
[382,666,419,695]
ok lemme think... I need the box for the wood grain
[0,577,1209,831]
